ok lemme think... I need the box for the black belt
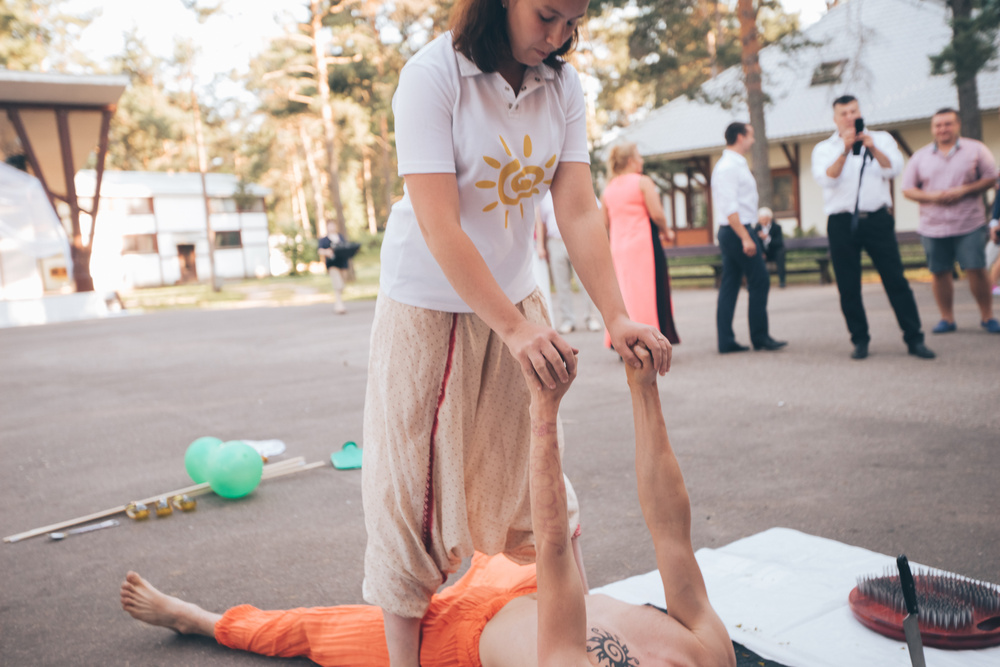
[833,206,887,220]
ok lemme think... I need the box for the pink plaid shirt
[902,139,998,238]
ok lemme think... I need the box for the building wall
[88,193,271,289]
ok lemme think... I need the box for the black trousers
[827,209,923,346]
[717,225,770,350]
[765,245,786,285]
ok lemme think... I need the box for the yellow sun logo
[476,134,557,228]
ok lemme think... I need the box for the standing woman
[362,1,672,665]
[601,143,682,348]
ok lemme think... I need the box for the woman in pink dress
[601,143,681,347]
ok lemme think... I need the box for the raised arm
[625,346,735,666]
[528,359,589,667]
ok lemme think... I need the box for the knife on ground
[897,554,926,667]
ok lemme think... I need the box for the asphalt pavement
[1,280,997,666]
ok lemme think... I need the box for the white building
[615,0,1000,245]
[75,171,271,291]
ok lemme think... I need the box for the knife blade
[897,555,926,667]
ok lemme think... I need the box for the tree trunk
[737,0,773,210]
[299,121,328,237]
[70,242,95,292]
[380,113,393,225]
[191,88,220,292]
[310,0,348,238]
[948,0,983,140]
[362,149,378,234]
[289,155,312,234]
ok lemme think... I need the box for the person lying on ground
[120,345,734,667]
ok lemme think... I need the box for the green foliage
[930,0,1000,86]
[276,227,318,276]
[0,0,49,69]
[0,0,93,71]
[589,0,800,127]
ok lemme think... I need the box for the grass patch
[120,253,383,311]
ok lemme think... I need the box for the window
[122,234,159,254]
[771,169,798,219]
[209,198,238,214]
[214,231,242,248]
[810,60,847,86]
[125,198,154,215]
[237,197,265,213]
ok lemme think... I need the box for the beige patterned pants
[361,289,580,618]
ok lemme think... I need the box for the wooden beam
[890,130,913,157]
[86,107,114,248]
[55,109,82,243]
[780,143,799,173]
[6,108,56,210]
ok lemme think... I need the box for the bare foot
[120,571,220,637]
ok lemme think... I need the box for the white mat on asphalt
[590,527,1000,666]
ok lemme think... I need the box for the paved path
[1,281,997,665]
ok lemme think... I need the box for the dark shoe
[851,342,868,360]
[931,319,956,334]
[753,338,788,351]
[981,318,1000,334]
[719,342,750,354]
[907,342,936,359]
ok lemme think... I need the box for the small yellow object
[170,494,197,512]
[154,498,173,517]
[125,502,150,520]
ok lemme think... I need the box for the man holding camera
[811,95,934,360]
[901,108,998,334]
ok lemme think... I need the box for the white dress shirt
[811,130,903,215]
[712,149,759,226]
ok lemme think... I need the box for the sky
[66,0,832,87]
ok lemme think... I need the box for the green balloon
[206,441,263,499]
[185,436,223,483]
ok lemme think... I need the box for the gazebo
[0,70,127,292]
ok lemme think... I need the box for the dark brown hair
[450,0,577,73]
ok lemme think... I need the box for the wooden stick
[4,459,326,544]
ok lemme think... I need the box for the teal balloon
[206,441,263,499]
[185,437,223,483]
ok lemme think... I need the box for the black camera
[852,117,865,155]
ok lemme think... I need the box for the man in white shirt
[811,95,934,360]
[711,122,787,353]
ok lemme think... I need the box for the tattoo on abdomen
[587,628,639,666]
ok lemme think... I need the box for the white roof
[75,170,269,198]
[0,70,128,107]
[619,0,1000,160]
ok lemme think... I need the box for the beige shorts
[361,289,580,618]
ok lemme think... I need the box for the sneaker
[334,302,347,315]
[585,318,603,332]
[557,322,574,335]
[931,319,956,334]
[981,318,1000,334]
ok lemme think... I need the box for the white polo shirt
[379,32,591,312]
[811,130,903,215]
[711,149,759,227]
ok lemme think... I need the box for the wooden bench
[665,231,925,288]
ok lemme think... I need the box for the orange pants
[214,553,537,667]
